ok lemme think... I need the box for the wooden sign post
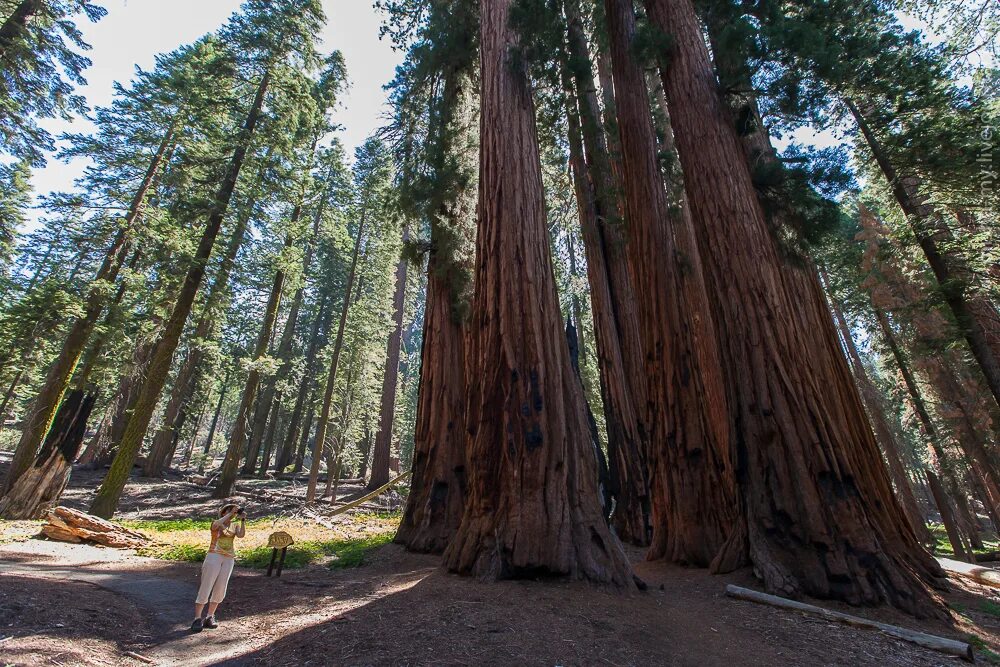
[266,531,294,577]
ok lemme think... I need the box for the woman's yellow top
[209,524,237,558]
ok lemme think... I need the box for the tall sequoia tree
[441,0,632,586]
[557,0,651,546]
[642,0,943,614]
[89,0,327,519]
[603,0,738,568]
[391,0,478,553]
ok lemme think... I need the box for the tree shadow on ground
[209,546,967,667]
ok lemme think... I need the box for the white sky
[27,0,402,223]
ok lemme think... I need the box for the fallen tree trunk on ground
[725,585,973,661]
[41,506,147,548]
[937,557,1000,588]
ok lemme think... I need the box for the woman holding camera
[191,503,246,632]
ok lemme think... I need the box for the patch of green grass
[120,517,270,533]
[927,523,1000,558]
[351,510,403,522]
[141,533,394,570]
[238,533,394,570]
[981,600,1000,618]
[137,543,208,562]
[967,634,1000,664]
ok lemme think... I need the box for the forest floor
[3,460,1000,665]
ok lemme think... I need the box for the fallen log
[41,506,148,549]
[938,557,1000,588]
[725,584,973,662]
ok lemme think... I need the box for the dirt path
[0,541,260,666]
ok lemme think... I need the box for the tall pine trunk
[643,0,942,615]
[305,212,366,502]
[848,100,1000,410]
[441,0,633,586]
[2,122,176,496]
[89,71,270,519]
[142,175,263,477]
[215,232,292,498]
[276,292,332,473]
[251,195,325,475]
[367,228,409,490]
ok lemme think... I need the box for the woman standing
[191,503,245,632]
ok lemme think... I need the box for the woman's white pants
[196,552,235,604]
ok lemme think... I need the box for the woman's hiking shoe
[191,618,204,633]
[203,616,219,629]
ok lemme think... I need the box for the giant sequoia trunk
[848,100,1000,410]
[367,229,409,491]
[604,0,737,568]
[561,0,650,547]
[643,0,942,615]
[395,263,470,553]
[442,0,633,586]
[2,122,175,495]
[89,71,271,519]
[395,42,476,554]
[0,390,96,519]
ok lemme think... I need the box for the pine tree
[0,0,107,165]
[89,0,327,518]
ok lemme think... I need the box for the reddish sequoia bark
[395,264,470,553]
[368,227,410,490]
[643,0,942,614]
[395,45,476,554]
[441,0,633,585]
[561,0,650,546]
[824,275,930,544]
[604,0,737,568]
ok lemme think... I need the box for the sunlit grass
[125,513,398,570]
[928,523,1000,558]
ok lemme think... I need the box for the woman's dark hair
[219,503,238,517]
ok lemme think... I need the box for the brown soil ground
[3,461,1000,666]
[0,573,154,666]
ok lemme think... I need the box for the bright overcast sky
[28,0,402,218]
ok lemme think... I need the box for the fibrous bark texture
[644,0,943,615]
[605,0,738,569]
[442,0,633,586]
